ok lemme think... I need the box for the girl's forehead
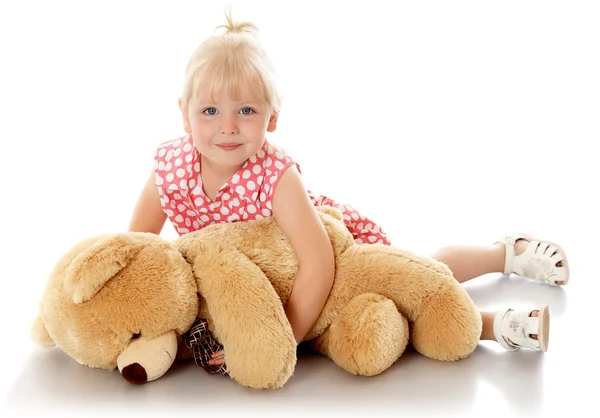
[194,81,266,104]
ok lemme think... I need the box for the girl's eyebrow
[192,100,216,106]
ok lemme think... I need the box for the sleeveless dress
[154,134,390,245]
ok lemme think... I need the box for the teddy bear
[31,206,482,389]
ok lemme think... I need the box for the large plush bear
[32,207,482,389]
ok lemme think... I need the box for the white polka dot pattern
[153,135,390,245]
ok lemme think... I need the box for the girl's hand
[209,349,225,365]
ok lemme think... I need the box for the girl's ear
[267,112,278,132]
[179,98,192,133]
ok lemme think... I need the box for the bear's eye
[131,332,142,340]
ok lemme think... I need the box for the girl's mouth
[217,143,242,151]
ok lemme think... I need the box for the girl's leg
[430,243,506,284]
[431,235,568,285]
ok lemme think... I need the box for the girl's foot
[495,234,569,286]
[493,306,550,352]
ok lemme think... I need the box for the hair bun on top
[216,10,258,35]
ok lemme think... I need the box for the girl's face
[180,83,278,173]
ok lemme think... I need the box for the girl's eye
[203,107,218,115]
[240,107,255,115]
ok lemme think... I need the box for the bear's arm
[191,241,297,389]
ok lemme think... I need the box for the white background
[1,1,598,416]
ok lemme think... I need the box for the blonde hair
[180,10,281,114]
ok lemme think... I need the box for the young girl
[128,12,570,367]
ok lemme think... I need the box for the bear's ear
[64,234,143,303]
[31,315,55,347]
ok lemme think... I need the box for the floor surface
[3,262,596,418]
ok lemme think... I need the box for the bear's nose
[121,363,148,384]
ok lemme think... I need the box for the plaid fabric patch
[184,318,229,376]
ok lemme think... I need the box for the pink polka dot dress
[154,135,390,245]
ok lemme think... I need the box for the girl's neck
[200,154,243,180]
[200,155,244,201]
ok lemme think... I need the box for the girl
[128,11,570,367]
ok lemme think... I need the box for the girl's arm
[272,165,335,344]
[128,169,168,234]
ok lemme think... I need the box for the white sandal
[496,233,570,286]
[493,306,550,352]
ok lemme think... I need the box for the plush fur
[32,206,482,389]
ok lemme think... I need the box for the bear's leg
[410,290,482,361]
[310,293,409,376]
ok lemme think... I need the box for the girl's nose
[221,116,239,134]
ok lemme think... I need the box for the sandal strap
[495,234,526,276]
[494,308,518,351]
